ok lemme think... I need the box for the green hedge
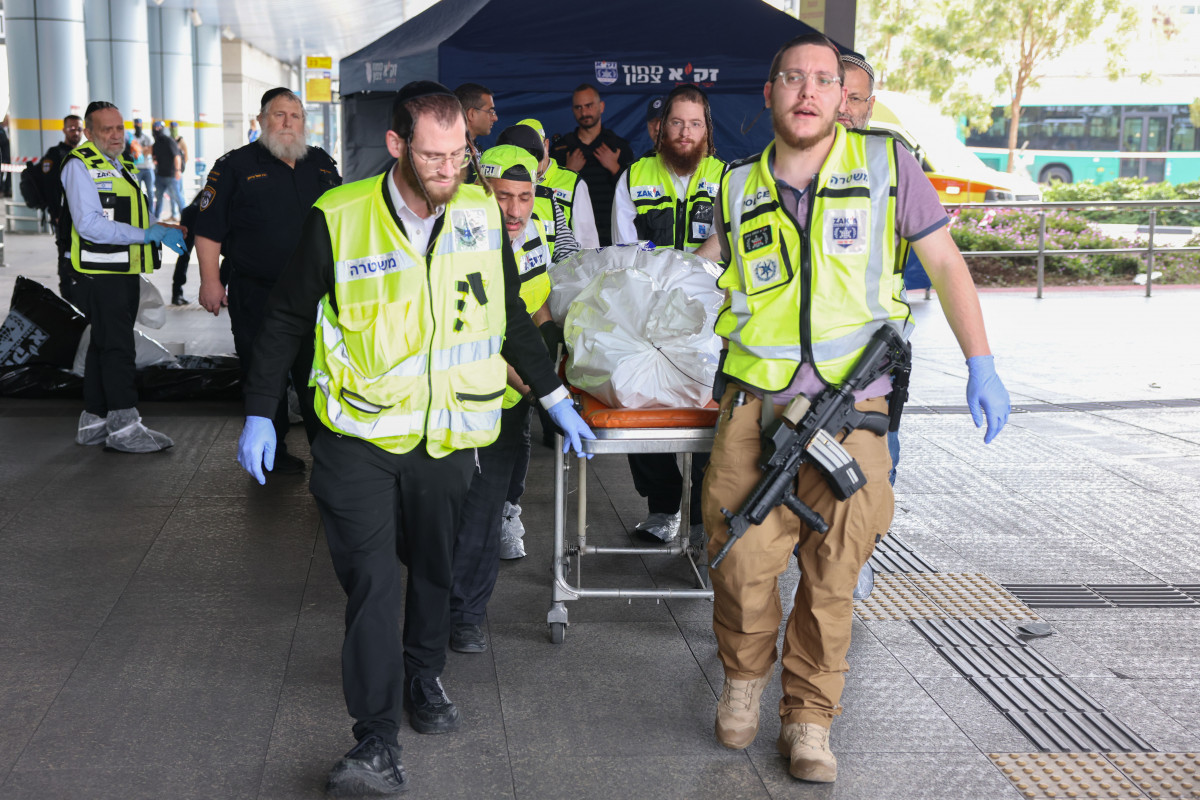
[1040,179,1200,226]
[949,208,1200,285]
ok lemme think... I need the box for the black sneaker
[272,451,305,475]
[326,735,408,796]
[171,292,189,306]
[449,622,487,653]
[404,675,461,734]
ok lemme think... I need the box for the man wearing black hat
[235,80,595,796]
[644,95,665,153]
[194,87,342,473]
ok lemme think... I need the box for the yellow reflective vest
[626,153,725,250]
[716,130,912,391]
[310,174,509,457]
[67,141,158,275]
[502,216,552,409]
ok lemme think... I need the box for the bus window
[1170,117,1198,151]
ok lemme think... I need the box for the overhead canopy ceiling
[160,0,441,67]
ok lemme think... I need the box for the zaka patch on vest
[452,208,488,252]
[823,209,868,255]
[198,186,216,211]
[742,226,772,252]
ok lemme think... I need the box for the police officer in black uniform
[42,114,85,301]
[194,87,341,473]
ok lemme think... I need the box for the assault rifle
[710,325,911,570]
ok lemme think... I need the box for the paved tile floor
[2,229,1199,798]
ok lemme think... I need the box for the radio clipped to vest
[711,324,911,569]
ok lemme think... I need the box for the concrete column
[83,0,151,123]
[4,0,89,159]
[146,6,194,165]
[192,24,222,180]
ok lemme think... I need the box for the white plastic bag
[136,275,166,329]
[550,243,723,409]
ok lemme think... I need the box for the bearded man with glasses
[609,83,726,550]
[235,81,594,796]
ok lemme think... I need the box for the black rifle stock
[710,326,911,570]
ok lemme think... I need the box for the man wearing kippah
[504,118,600,250]
[837,54,876,130]
[448,143,559,650]
[194,87,342,473]
[235,81,595,795]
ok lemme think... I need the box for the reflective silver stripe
[79,250,129,264]
[811,319,906,362]
[431,336,502,372]
[864,137,891,322]
[428,408,502,434]
[735,341,805,360]
[318,307,429,378]
[724,163,752,256]
[314,374,425,439]
[436,228,503,255]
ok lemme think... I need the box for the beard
[260,127,308,163]
[399,153,463,212]
[772,104,837,151]
[659,136,705,176]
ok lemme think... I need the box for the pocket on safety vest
[336,301,424,379]
[738,236,793,296]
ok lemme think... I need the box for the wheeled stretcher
[547,390,719,643]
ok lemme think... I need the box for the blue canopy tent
[339,0,848,181]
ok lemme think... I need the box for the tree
[859,0,1137,173]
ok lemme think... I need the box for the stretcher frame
[547,399,717,644]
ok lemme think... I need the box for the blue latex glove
[546,398,596,459]
[144,224,187,255]
[237,415,276,485]
[966,355,1011,444]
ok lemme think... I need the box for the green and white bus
[964,95,1200,185]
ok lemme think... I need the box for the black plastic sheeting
[0,277,243,401]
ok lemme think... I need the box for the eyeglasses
[665,119,705,131]
[845,94,873,107]
[410,148,471,168]
[473,106,498,118]
[774,70,843,91]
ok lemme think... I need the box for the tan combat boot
[714,674,771,749]
[777,721,837,783]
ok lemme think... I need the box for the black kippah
[495,124,544,161]
[260,87,293,108]
[395,80,456,106]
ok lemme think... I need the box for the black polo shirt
[550,126,633,246]
[194,141,341,283]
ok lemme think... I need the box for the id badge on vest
[823,209,868,256]
[690,201,714,242]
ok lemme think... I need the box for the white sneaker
[499,501,526,559]
[633,511,680,543]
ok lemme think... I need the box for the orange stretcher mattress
[573,389,719,429]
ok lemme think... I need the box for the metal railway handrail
[943,199,1200,298]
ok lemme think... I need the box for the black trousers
[451,403,532,625]
[227,271,319,447]
[310,429,476,745]
[627,452,709,519]
[75,272,140,416]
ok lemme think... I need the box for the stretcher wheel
[548,622,566,644]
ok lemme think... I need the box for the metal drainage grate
[1088,584,1199,608]
[868,532,939,573]
[1005,583,1200,609]
[1004,584,1114,609]
[915,619,1154,753]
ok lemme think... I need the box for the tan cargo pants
[703,389,894,726]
